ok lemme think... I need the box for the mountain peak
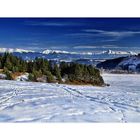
[42,49,69,54]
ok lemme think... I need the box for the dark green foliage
[45,71,54,83]
[52,64,62,82]
[28,69,43,82]
[0,53,28,72]
[28,73,35,81]
[32,69,43,81]
[12,66,19,73]
[59,62,104,85]
[0,53,104,86]
[3,67,13,80]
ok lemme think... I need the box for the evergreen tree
[28,73,35,81]
[3,67,13,80]
[45,71,54,83]
[53,64,62,82]
[31,69,42,81]
[12,66,19,73]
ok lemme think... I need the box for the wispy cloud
[27,22,66,26]
[84,29,140,38]
[25,21,83,27]
[66,29,140,42]
[65,33,98,37]
[73,45,122,49]
[65,32,118,43]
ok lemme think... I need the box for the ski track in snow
[0,74,140,122]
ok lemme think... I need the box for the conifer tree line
[0,53,104,86]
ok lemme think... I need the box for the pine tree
[45,71,54,83]
[53,64,62,82]
[3,67,13,80]
[28,73,35,81]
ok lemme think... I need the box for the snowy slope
[118,55,140,72]
[0,74,140,122]
[118,55,140,65]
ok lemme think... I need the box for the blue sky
[0,18,140,52]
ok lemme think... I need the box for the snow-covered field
[0,74,140,122]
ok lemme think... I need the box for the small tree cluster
[0,53,104,86]
[60,62,104,85]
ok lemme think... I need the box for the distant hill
[96,57,126,70]
[97,54,140,73]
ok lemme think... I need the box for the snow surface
[0,74,6,79]
[0,74,140,122]
[15,73,29,81]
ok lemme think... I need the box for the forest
[0,53,104,86]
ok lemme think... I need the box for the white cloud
[25,21,83,27]
[66,29,140,43]
[84,29,140,38]
[73,45,122,49]
[29,22,65,26]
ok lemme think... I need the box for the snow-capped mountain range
[45,50,130,55]
[0,48,35,53]
[0,47,139,65]
[103,49,137,55]
[0,47,138,55]
[42,49,138,55]
[0,47,140,72]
